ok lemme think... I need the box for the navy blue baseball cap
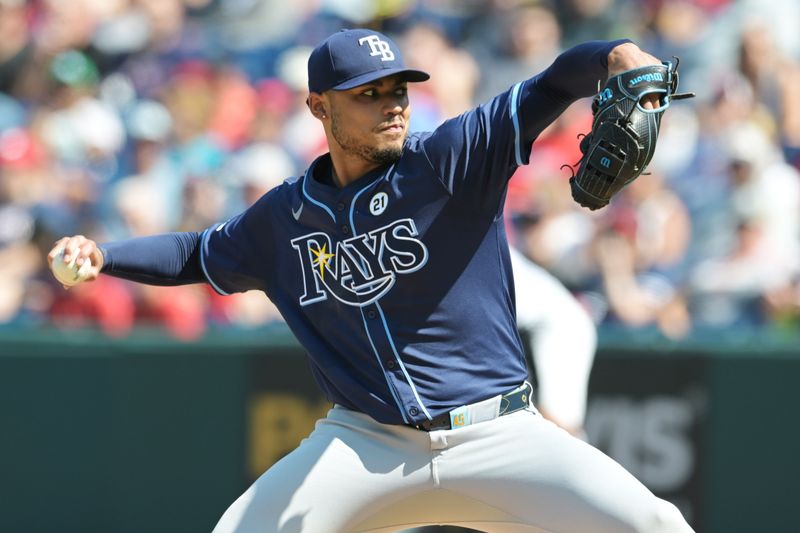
[307,29,430,93]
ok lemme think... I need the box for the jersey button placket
[348,199,420,424]
[362,303,408,419]
[335,194,349,235]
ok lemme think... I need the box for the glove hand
[607,43,661,111]
[607,42,661,78]
[565,47,695,211]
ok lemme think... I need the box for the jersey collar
[302,153,392,217]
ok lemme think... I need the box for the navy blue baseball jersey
[99,40,623,426]
[196,41,622,425]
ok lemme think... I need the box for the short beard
[330,110,404,165]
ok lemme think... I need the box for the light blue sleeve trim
[510,81,524,167]
[199,229,231,296]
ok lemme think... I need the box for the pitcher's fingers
[641,93,659,110]
[47,237,71,266]
[74,242,94,266]
[62,235,88,262]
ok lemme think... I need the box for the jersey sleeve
[421,40,628,196]
[100,232,205,285]
[200,190,278,295]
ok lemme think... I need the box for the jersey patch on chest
[290,218,428,307]
[369,192,389,215]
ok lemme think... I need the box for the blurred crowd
[1,0,799,341]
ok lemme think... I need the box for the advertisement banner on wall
[583,353,708,529]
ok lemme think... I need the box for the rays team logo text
[290,218,427,307]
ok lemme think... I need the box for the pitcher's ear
[307,93,328,120]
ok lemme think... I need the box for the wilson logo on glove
[628,72,664,87]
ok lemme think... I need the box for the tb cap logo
[358,35,395,61]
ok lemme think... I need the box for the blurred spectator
[41,51,125,173]
[639,0,714,90]
[467,3,561,104]
[208,69,260,150]
[722,123,800,271]
[110,98,183,232]
[690,217,786,328]
[0,0,34,95]
[133,283,208,340]
[249,78,295,144]
[401,21,479,131]
[273,45,327,165]
[688,121,800,329]
[554,0,639,48]
[736,20,800,168]
[214,0,314,80]
[0,211,40,324]
[112,173,210,339]
[649,104,701,183]
[623,171,692,277]
[513,178,597,289]
[593,229,691,339]
[48,275,137,337]
[589,170,693,339]
[226,142,296,208]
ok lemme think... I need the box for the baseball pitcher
[49,29,694,532]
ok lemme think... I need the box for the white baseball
[51,247,93,287]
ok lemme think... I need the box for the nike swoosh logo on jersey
[292,203,304,221]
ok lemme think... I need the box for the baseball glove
[565,58,694,210]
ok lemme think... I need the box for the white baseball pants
[212,405,694,533]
